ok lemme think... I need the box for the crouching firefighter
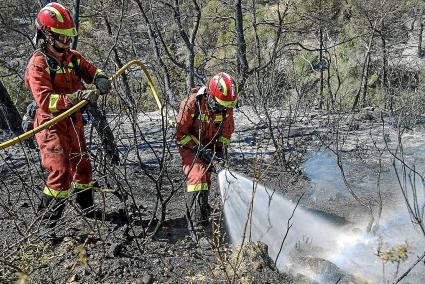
[175,72,238,241]
[24,3,111,234]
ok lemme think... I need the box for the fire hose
[0,60,175,150]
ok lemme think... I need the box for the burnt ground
[1,106,424,283]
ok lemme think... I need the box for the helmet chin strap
[207,95,217,112]
[50,44,69,53]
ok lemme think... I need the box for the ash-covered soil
[1,106,424,283]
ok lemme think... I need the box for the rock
[227,241,275,275]
[287,255,357,284]
[198,237,210,249]
[141,273,153,284]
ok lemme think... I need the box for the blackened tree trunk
[234,0,249,90]
[419,10,424,57]
[71,0,80,50]
[0,81,24,135]
[318,0,324,110]
[319,26,324,110]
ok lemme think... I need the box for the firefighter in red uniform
[176,72,238,240]
[24,3,111,231]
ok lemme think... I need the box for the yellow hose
[0,60,174,151]
[111,60,176,127]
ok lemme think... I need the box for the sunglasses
[53,34,72,45]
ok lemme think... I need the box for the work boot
[186,190,210,242]
[75,188,95,218]
[37,194,66,243]
[38,194,66,222]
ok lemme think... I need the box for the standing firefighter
[25,3,111,233]
[176,72,238,240]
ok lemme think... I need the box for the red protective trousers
[35,115,92,196]
[180,147,212,192]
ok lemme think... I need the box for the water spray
[217,166,425,283]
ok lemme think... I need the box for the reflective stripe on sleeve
[179,135,193,146]
[48,94,60,113]
[217,136,230,145]
[179,134,200,146]
[187,183,209,192]
[43,186,70,198]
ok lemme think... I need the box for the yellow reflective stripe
[192,113,209,122]
[215,114,223,123]
[49,94,60,113]
[187,183,209,192]
[66,59,80,69]
[189,134,200,145]
[73,181,93,190]
[43,186,69,198]
[50,26,78,37]
[44,6,64,23]
[179,135,193,146]
[45,66,66,74]
[179,134,200,146]
[215,97,237,108]
[217,136,230,145]
[199,114,209,121]
[192,112,226,122]
[218,77,227,96]
[68,62,74,68]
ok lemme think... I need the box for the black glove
[193,145,213,164]
[215,147,224,159]
[215,147,226,167]
[94,73,111,95]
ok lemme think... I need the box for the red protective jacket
[176,87,235,192]
[176,87,234,151]
[25,48,100,198]
[25,49,98,128]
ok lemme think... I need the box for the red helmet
[36,3,77,37]
[207,72,238,108]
